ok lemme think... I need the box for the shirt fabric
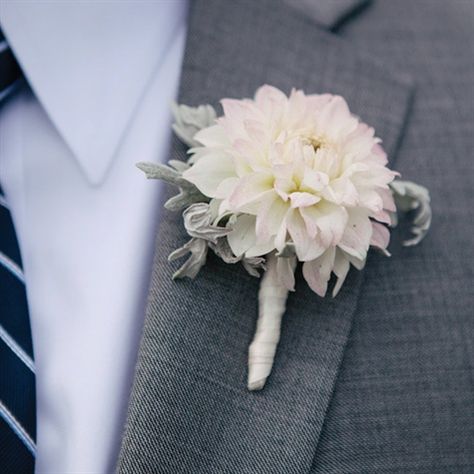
[0,2,188,472]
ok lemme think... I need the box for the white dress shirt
[0,2,188,472]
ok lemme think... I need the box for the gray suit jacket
[118,0,474,472]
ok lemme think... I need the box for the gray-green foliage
[136,161,208,211]
[138,102,266,280]
[167,203,264,279]
[171,103,217,147]
[390,180,432,247]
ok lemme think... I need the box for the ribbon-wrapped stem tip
[248,253,296,391]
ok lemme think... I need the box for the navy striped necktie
[0,29,36,473]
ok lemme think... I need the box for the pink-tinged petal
[289,192,320,208]
[245,238,275,258]
[370,221,391,256]
[338,209,372,260]
[300,202,348,244]
[302,247,336,297]
[370,208,393,225]
[301,169,329,193]
[286,210,327,261]
[345,251,366,270]
[276,256,297,291]
[219,99,262,140]
[227,214,257,257]
[303,236,327,261]
[332,250,350,297]
[305,93,332,111]
[255,196,289,243]
[357,187,384,213]
[371,142,388,165]
[272,163,296,200]
[243,119,266,140]
[298,205,319,238]
[254,85,288,114]
[317,96,357,140]
[183,152,236,198]
[317,204,349,246]
[214,176,240,200]
[232,139,268,172]
[313,147,341,178]
[287,209,312,260]
[379,187,397,212]
[194,124,230,148]
[323,177,358,206]
[228,173,274,213]
[343,122,376,159]
[221,98,254,120]
[274,208,291,252]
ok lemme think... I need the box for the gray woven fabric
[310,1,474,472]
[284,0,371,29]
[118,0,473,472]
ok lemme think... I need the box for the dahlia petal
[305,93,332,111]
[220,99,261,140]
[194,124,231,148]
[323,177,358,206]
[183,152,236,198]
[371,143,389,165]
[255,196,290,243]
[313,147,341,178]
[274,210,290,252]
[302,247,336,297]
[379,187,397,212]
[332,250,350,297]
[303,237,327,261]
[228,173,274,213]
[371,209,393,225]
[317,96,357,140]
[245,238,276,258]
[370,221,391,256]
[254,85,288,115]
[289,192,320,208]
[287,209,314,260]
[276,256,297,291]
[301,169,329,193]
[338,209,372,260]
[298,205,319,238]
[299,202,348,245]
[343,123,375,159]
[215,177,240,200]
[345,251,366,270]
[227,214,257,257]
[357,187,384,213]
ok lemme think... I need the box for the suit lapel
[119,1,414,472]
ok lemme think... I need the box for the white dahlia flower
[183,85,397,297]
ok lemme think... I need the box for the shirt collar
[1,1,188,184]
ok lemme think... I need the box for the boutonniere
[139,85,431,391]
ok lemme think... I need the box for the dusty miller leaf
[168,238,208,279]
[183,203,231,243]
[136,161,208,211]
[209,238,265,278]
[390,179,432,247]
[172,103,217,147]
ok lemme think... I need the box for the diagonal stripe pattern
[0,29,35,472]
[0,188,36,472]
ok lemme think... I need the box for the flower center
[303,135,326,152]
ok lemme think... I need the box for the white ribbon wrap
[248,253,295,391]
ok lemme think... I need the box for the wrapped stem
[248,253,294,391]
